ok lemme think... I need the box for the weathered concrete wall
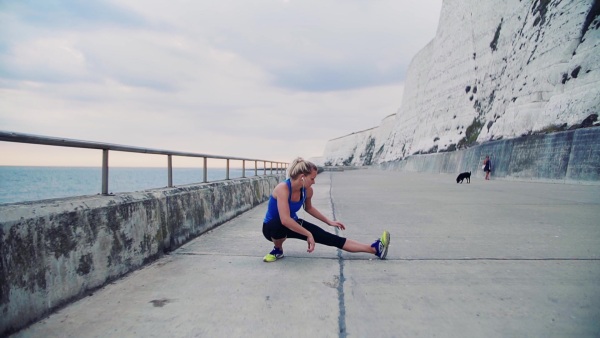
[378,127,600,184]
[0,175,283,335]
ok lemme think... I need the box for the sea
[0,166,266,205]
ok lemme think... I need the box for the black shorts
[262,218,347,249]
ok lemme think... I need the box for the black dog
[456,171,471,184]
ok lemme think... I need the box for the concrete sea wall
[0,175,283,335]
[378,127,600,184]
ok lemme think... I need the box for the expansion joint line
[330,172,347,338]
[396,257,600,261]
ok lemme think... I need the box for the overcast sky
[0,0,442,167]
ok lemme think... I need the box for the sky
[0,0,442,167]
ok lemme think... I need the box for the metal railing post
[168,155,173,187]
[226,159,230,180]
[254,161,258,176]
[263,161,267,175]
[203,157,208,183]
[242,160,246,178]
[102,149,109,195]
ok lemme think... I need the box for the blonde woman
[262,157,390,262]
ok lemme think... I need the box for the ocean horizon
[0,166,274,205]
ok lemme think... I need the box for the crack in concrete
[330,172,347,338]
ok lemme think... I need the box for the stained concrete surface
[11,170,600,338]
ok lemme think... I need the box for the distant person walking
[262,157,390,262]
[483,155,491,180]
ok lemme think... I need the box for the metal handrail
[0,130,288,195]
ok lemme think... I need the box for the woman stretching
[262,157,390,262]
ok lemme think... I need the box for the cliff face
[322,114,395,166]
[323,0,600,166]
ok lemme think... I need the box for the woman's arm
[304,187,346,230]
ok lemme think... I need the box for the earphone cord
[301,183,306,226]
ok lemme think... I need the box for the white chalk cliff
[321,0,600,166]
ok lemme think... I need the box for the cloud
[273,64,406,92]
[111,0,442,92]
[0,0,441,165]
[1,0,146,28]
[0,36,90,83]
[0,0,148,86]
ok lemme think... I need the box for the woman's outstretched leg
[342,239,376,254]
[342,231,390,259]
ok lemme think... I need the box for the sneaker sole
[380,231,390,259]
[263,254,284,263]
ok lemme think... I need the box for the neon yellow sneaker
[371,230,390,259]
[263,247,284,262]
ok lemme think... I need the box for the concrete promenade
[11,169,600,338]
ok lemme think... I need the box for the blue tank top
[263,179,305,223]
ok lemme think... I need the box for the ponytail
[288,157,317,179]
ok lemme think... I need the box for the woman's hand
[307,235,315,253]
[329,220,346,231]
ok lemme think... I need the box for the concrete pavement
[11,169,600,337]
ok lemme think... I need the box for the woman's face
[302,169,318,187]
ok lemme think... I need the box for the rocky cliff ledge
[322,0,599,166]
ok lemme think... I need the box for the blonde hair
[288,157,317,179]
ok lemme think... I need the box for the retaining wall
[0,175,283,335]
[379,127,600,184]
